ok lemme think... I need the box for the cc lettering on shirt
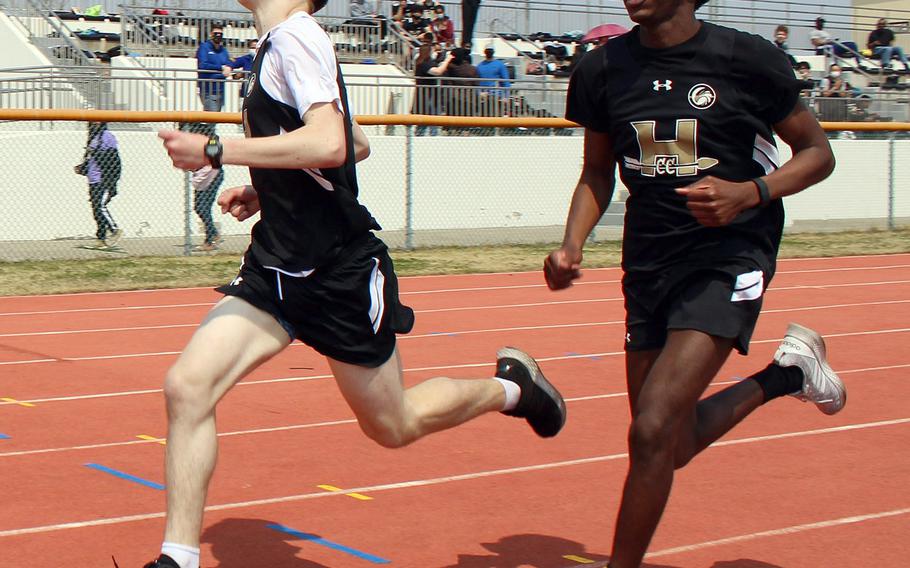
[623,119,719,177]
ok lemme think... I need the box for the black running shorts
[217,233,415,367]
[622,263,770,355]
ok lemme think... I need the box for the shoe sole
[497,347,567,436]
[784,323,847,414]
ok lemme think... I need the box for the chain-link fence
[0,114,907,262]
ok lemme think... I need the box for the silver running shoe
[774,323,846,415]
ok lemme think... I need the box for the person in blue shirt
[231,38,259,97]
[476,46,510,99]
[196,25,239,111]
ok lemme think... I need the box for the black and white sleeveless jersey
[567,22,803,275]
[241,12,379,273]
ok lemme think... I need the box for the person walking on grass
[546,1,846,566]
[143,0,566,566]
[75,121,122,249]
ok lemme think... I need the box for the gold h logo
[625,119,718,177]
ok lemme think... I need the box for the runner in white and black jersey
[145,1,566,566]
[545,1,846,566]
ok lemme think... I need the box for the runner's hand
[675,176,759,227]
[158,130,208,170]
[544,247,583,290]
[218,185,260,222]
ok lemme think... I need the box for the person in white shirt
[141,1,567,567]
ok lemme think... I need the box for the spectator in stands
[462,0,481,48]
[395,3,431,38]
[413,43,453,135]
[444,47,479,124]
[74,122,122,249]
[821,63,851,97]
[350,0,378,18]
[347,0,388,45]
[232,38,258,97]
[391,0,416,18]
[196,25,237,112]
[567,43,588,73]
[476,46,510,99]
[795,61,819,97]
[773,24,798,67]
[431,5,455,48]
[810,17,863,68]
[867,18,910,71]
[848,93,880,122]
[816,64,854,122]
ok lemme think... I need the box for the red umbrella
[581,23,629,44]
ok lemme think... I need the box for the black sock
[750,363,804,403]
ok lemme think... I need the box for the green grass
[1,228,908,296]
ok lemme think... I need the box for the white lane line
[2,329,909,406]
[0,323,197,338]
[776,252,910,262]
[646,507,910,559]
[773,278,910,292]
[0,419,359,458]
[2,322,908,368]
[777,263,910,275]
[1,417,907,538]
[2,297,907,339]
[0,252,906,301]
[0,303,213,318]
[3,273,910,319]
[2,363,907,458]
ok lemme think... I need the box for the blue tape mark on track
[267,523,390,564]
[84,463,164,490]
[0,433,9,439]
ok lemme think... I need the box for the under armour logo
[231,275,243,286]
[625,332,631,343]
[652,80,672,91]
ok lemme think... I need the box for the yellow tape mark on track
[136,435,166,445]
[563,555,595,564]
[1,398,35,407]
[317,484,373,500]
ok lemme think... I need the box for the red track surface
[1,253,909,567]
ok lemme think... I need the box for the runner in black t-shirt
[545,1,846,566]
[147,1,565,567]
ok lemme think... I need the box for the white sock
[493,377,521,411]
[161,542,200,568]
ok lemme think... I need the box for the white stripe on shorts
[368,257,386,334]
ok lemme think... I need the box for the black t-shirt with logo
[566,22,802,276]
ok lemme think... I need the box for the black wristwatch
[204,135,223,169]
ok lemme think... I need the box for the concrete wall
[0,13,52,73]
[0,128,906,249]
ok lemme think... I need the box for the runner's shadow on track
[710,561,785,568]
[439,533,680,568]
[202,518,331,568]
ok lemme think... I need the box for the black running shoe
[141,554,180,568]
[496,347,566,437]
